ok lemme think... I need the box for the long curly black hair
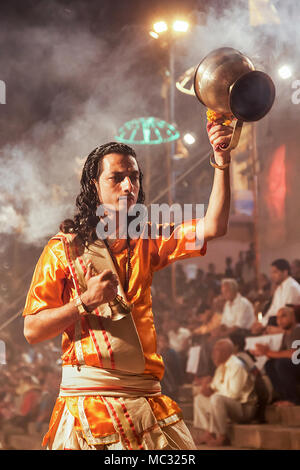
[60,142,145,246]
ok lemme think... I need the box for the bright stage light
[278,65,292,79]
[149,31,159,39]
[153,21,168,34]
[183,133,196,145]
[173,20,189,33]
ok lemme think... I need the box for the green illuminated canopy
[115,117,180,145]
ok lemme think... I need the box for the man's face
[221,283,236,301]
[270,266,288,286]
[212,342,231,367]
[276,307,294,330]
[94,153,140,212]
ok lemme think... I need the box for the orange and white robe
[23,220,206,449]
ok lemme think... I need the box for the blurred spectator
[292,304,300,323]
[291,259,300,284]
[229,330,272,422]
[234,251,244,281]
[167,318,191,380]
[252,259,300,333]
[15,376,41,425]
[203,281,220,307]
[205,263,217,285]
[168,318,191,352]
[241,250,256,292]
[193,339,257,446]
[211,278,255,338]
[208,263,216,277]
[35,366,60,432]
[193,279,254,379]
[251,273,272,312]
[157,333,183,401]
[193,302,222,338]
[257,273,272,297]
[224,257,234,278]
[253,306,300,406]
[175,265,188,296]
[195,268,205,289]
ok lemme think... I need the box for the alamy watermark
[291,80,300,104]
[0,340,6,365]
[96,202,205,251]
[0,80,6,104]
[292,340,300,365]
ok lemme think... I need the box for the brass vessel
[194,47,275,151]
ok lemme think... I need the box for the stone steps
[181,390,300,450]
[187,418,300,450]
[265,405,300,427]
[230,406,300,450]
[0,422,47,450]
[230,423,300,450]
[4,433,43,450]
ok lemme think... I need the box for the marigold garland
[206,108,235,152]
[206,108,234,127]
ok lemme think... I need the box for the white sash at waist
[59,365,162,397]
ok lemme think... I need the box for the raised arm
[200,120,233,242]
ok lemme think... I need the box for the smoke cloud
[0,0,298,244]
[0,5,162,244]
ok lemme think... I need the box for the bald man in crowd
[193,338,257,446]
[253,305,300,406]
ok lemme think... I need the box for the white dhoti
[46,365,196,450]
[193,393,257,436]
[49,400,196,450]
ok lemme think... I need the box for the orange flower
[206,108,234,126]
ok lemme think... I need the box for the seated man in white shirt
[211,278,255,338]
[194,279,254,378]
[193,338,257,446]
[252,259,300,335]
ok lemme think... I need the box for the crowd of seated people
[0,338,61,449]
[154,249,300,446]
[0,246,300,449]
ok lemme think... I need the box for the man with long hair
[23,119,233,450]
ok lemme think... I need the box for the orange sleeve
[23,239,72,316]
[150,219,207,272]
